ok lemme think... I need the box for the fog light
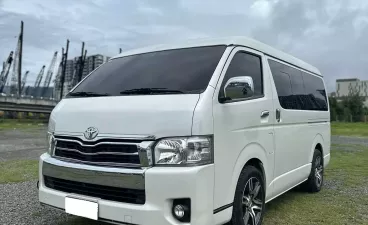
[174,205,185,218]
[172,199,191,222]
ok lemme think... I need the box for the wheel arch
[227,142,268,206]
[309,134,324,163]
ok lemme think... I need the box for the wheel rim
[242,177,263,225]
[315,156,323,187]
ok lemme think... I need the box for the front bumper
[38,153,215,225]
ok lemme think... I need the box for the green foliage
[17,112,24,120]
[329,93,366,122]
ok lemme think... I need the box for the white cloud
[250,0,272,18]
[137,2,163,16]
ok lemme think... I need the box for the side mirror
[223,76,254,101]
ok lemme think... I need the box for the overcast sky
[1,0,368,92]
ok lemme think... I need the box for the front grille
[44,176,146,204]
[53,137,141,166]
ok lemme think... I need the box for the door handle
[261,110,270,118]
[276,109,281,122]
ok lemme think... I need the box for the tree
[341,93,365,122]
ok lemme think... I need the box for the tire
[231,166,265,225]
[302,149,324,192]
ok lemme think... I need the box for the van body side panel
[266,56,330,198]
[212,47,275,211]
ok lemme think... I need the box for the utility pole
[77,42,86,83]
[92,55,96,71]
[60,39,69,99]
[82,49,87,79]
[18,21,23,98]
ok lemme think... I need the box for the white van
[39,36,331,225]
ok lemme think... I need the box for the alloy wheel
[242,177,263,225]
[315,156,323,187]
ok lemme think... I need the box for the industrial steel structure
[41,51,58,97]
[21,70,29,94]
[0,51,13,93]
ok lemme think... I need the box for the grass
[0,160,38,184]
[263,144,368,225]
[331,122,368,137]
[0,119,47,130]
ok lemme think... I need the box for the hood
[50,94,200,138]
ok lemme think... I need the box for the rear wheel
[303,149,323,192]
[231,166,265,225]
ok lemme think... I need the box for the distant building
[336,78,368,106]
[82,54,110,79]
[56,54,110,99]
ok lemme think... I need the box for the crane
[41,51,58,97]
[0,51,14,93]
[9,21,23,96]
[33,65,45,96]
[21,70,29,94]
[53,48,65,100]
[0,62,5,76]
[9,38,20,95]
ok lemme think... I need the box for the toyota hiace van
[39,36,330,225]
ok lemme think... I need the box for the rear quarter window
[268,59,328,111]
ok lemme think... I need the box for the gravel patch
[1,181,65,225]
[324,179,343,190]
[331,136,368,147]
[0,181,106,225]
[0,127,47,161]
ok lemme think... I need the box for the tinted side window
[269,59,328,111]
[289,67,305,110]
[268,60,294,109]
[302,72,328,111]
[219,52,263,101]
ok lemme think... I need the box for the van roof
[112,36,321,76]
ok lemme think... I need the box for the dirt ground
[0,126,47,161]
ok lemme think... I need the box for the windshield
[67,45,226,97]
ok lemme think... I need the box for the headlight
[154,136,213,166]
[46,132,56,155]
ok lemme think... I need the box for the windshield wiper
[67,91,110,97]
[120,88,184,95]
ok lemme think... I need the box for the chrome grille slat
[55,147,139,156]
[53,137,142,167]
[56,138,140,147]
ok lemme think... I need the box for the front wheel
[231,166,265,225]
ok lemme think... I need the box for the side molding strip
[213,203,233,214]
